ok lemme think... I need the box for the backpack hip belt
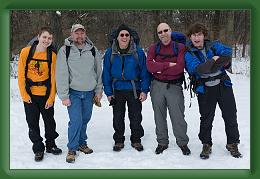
[154,76,184,90]
[200,73,228,83]
[26,78,50,87]
[154,76,183,84]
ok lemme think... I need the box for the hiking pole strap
[130,80,138,99]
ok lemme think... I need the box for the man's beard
[75,38,85,45]
[161,36,170,45]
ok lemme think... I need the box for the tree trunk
[212,10,221,40]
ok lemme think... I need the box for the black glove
[211,56,231,72]
[109,97,116,106]
[195,59,215,74]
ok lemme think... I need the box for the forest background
[10,10,250,58]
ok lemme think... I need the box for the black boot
[200,144,212,159]
[226,143,242,158]
[113,143,124,152]
[179,145,191,155]
[46,147,62,155]
[155,144,168,154]
[34,151,44,161]
[131,143,144,151]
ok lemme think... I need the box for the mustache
[76,37,84,40]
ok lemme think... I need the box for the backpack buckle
[37,81,43,86]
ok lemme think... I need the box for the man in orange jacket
[18,27,62,162]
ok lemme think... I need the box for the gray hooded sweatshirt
[56,36,103,100]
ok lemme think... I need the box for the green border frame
[1,0,258,178]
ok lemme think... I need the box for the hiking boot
[46,147,62,155]
[155,144,168,154]
[113,143,125,152]
[226,143,242,158]
[66,150,76,163]
[200,144,212,159]
[179,145,191,155]
[78,144,93,154]
[34,151,44,162]
[113,143,124,152]
[131,143,144,151]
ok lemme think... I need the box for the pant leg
[79,90,94,145]
[126,91,144,143]
[37,96,59,148]
[150,80,169,145]
[67,89,83,151]
[23,96,45,153]
[112,90,126,143]
[217,85,240,144]
[166,84,189,146]
[197,86,218,145]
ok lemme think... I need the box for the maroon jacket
[147,40,185,81]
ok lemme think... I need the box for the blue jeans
[67,88,94,151]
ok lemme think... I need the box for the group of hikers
[17,21,242,164]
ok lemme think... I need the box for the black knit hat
[116,24,132,37]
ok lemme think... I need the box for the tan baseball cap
[71,24,85,32]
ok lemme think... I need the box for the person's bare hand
[169,62,176,67]
[62,99,71,106]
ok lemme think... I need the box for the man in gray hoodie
[56,24,103,163]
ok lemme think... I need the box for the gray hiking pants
[150,80,189,146]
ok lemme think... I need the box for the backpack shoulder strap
[172,41,178,57]
[109,49,115,65]
[47,47,53,74]
[154,42,161,58]
[45,47,53,98]
[210,46,217,56]
[65,45,71,61]
[25,42,37,78]
[90,47,96,58]
[133,49,141,68]
[187,46,204,63]
[155,41,179,59]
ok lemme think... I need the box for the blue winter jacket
[102,40,151,97]
[185,40,232,94]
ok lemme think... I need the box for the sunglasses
[120,33,130,37]
[157,29,169,34]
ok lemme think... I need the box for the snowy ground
[10,72,250,169]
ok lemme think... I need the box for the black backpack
[25,40,55,99]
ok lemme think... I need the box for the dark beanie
[116,24,132,37]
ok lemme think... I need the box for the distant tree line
[11,10,250,58]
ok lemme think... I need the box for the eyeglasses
[191,33,204,37]
[120,33,130,37]
[157,29,169,34]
